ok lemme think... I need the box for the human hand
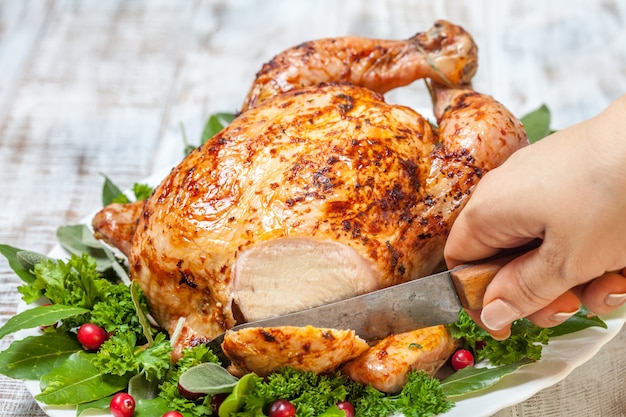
[444,95,626,340]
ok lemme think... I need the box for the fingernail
[549,310,578,323]
[491,329,511,341]
[605,293,626,307]
[481,299,521,331]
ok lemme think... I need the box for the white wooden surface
[1,1,625,416]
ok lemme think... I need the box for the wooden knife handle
[450,255,516,310]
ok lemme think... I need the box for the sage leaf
[17,251,51,275]
[128,372,159,400]
[441,358,535,398]
[36,351,131,405]
[0,332,81,379]
[56,224,114,272]
[521,104,554,144]
[0,304,88,339]
[57,224,130,284]
[0,244,39,284]
[178,362,239,395]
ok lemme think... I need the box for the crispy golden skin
[342,325,459,393]
[222,326,369,377]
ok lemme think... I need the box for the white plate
[15,167,626,417]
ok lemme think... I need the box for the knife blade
[207,254,514,363]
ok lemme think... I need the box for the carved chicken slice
[341,325,458,393]
[221,326,369,377]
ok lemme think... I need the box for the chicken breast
[342,325,458,393]
[222,326,369,377]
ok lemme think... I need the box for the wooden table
[1,1,625,416]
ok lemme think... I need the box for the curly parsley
[447,309,551,366]
[93,332,172,382]
[158,344,221,415]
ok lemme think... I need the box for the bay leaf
[101,174,128,206]
[520,104,554,144]
[134,397,194,417]
[200,112,235,145]
[130,281,152,345]
[550,308,607,337]
[0,304,88,339]
[441,358,534,398]
[0,331,81,379]
[36,351,131,405]
[76,395,112,416]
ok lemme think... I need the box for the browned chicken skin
[222,326,369,377]
[92,201,144,257]
[242,20,477,112]
[342,325,458,393]
[92,20,528,388]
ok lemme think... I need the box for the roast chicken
[92,20,529,390]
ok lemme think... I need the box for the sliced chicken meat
[342,325,458,393]
[221,326,369,377]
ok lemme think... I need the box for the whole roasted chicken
[93,20,528,391]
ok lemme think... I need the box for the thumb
[478,248,580,333]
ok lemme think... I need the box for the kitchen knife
[207,254,514,362]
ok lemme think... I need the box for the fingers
[576,269,626,315]
[465,308,511,341]
[524,290,581,328]
[468,290,581,340]
[478,248,567,327]
[472,267,626,340]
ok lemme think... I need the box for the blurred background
[1,1,625,416]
